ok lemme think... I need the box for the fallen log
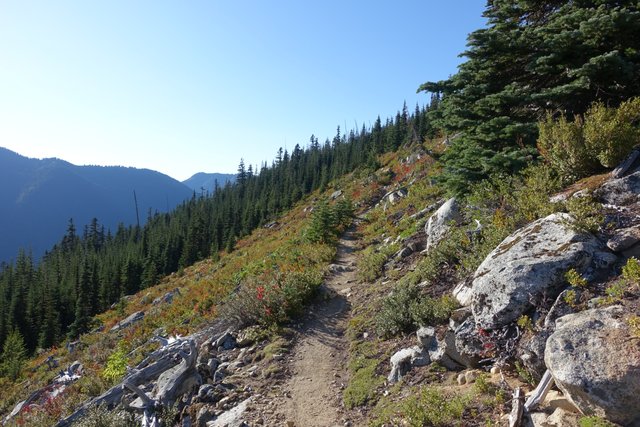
[612,147,640,178]
[524,369,554,412]
[509,387,524,427]
[154,339,202,406]
[123,379,159,427]
[55,337,195,426]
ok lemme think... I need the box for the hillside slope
[0,147,193,262]
[1,142,639,426]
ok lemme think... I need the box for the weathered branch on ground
[509,387,524,427]
[55,337,196,427]
[524,369,554,412]
[155,339,201,406]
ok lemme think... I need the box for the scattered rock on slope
[545,306,640,426]
[469,213,616,330]
[595,170,640,206]
[110,311,145,332]
[425,197,463,252]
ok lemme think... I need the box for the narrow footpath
[247,225,361,427]
[278,226,359,426]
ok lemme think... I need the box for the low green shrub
[375,284,458,338]
[375,387,470,427]
[565,268,588,288]
[537,97,640,183]
[102,342,128,384]
[578,416,617,427]
[538,113,597,184]
[514,361,536,386]
[563,289,579,308]
[622,257,640,283]
[584,98,640,168]
[603,281,628,304]
[409,294,459,327]
[357,244,398,282]
[628,315,640,338]
[75,405,137,427]
[516,315,534,332]
[564,194,603,233]
[375,284,417,337]
[221,270,323,327]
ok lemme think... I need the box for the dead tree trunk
[55,337,197,427]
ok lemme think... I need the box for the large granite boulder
[545,306,640,426]
[470,213,614,329]
[425,198,463,252]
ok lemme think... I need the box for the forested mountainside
[0,102,436,356]
[0,148,193,263]
[182,172,235,193]
[1,1,640,426]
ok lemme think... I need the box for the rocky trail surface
[247,225,361,427]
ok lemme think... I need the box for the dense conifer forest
[0,102,437,354]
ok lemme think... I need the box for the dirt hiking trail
[278,226,360,426]
[243,223,364,427]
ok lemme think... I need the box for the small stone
[544,390,580,413]
[545,407,580,426]
[464,369,481,383]
[416,326,436,350]
[457,373,466,385]
[287,421,295,427]
[490,365,500,375]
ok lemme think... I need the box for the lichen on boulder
[545,306,640,426]
[470,213,615,330]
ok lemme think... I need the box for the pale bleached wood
[55,338,195,427]
[509,387,524,427]
[612,148,640,178]
[524,370,555,412]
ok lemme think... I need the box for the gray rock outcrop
[425,197,463,252]
[380,188,408,209]
[470,213,614,329]
[545,306,640,426]
[110,311,145,332]
[596,170,640,206]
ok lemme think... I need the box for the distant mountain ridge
[0,147,193,263]
[182,172,235,194]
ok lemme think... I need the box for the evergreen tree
[1,329,26,380]
[420,0,640,193]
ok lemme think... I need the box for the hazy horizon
[0,1,486,181]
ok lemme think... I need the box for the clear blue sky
[0,1,486,181]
